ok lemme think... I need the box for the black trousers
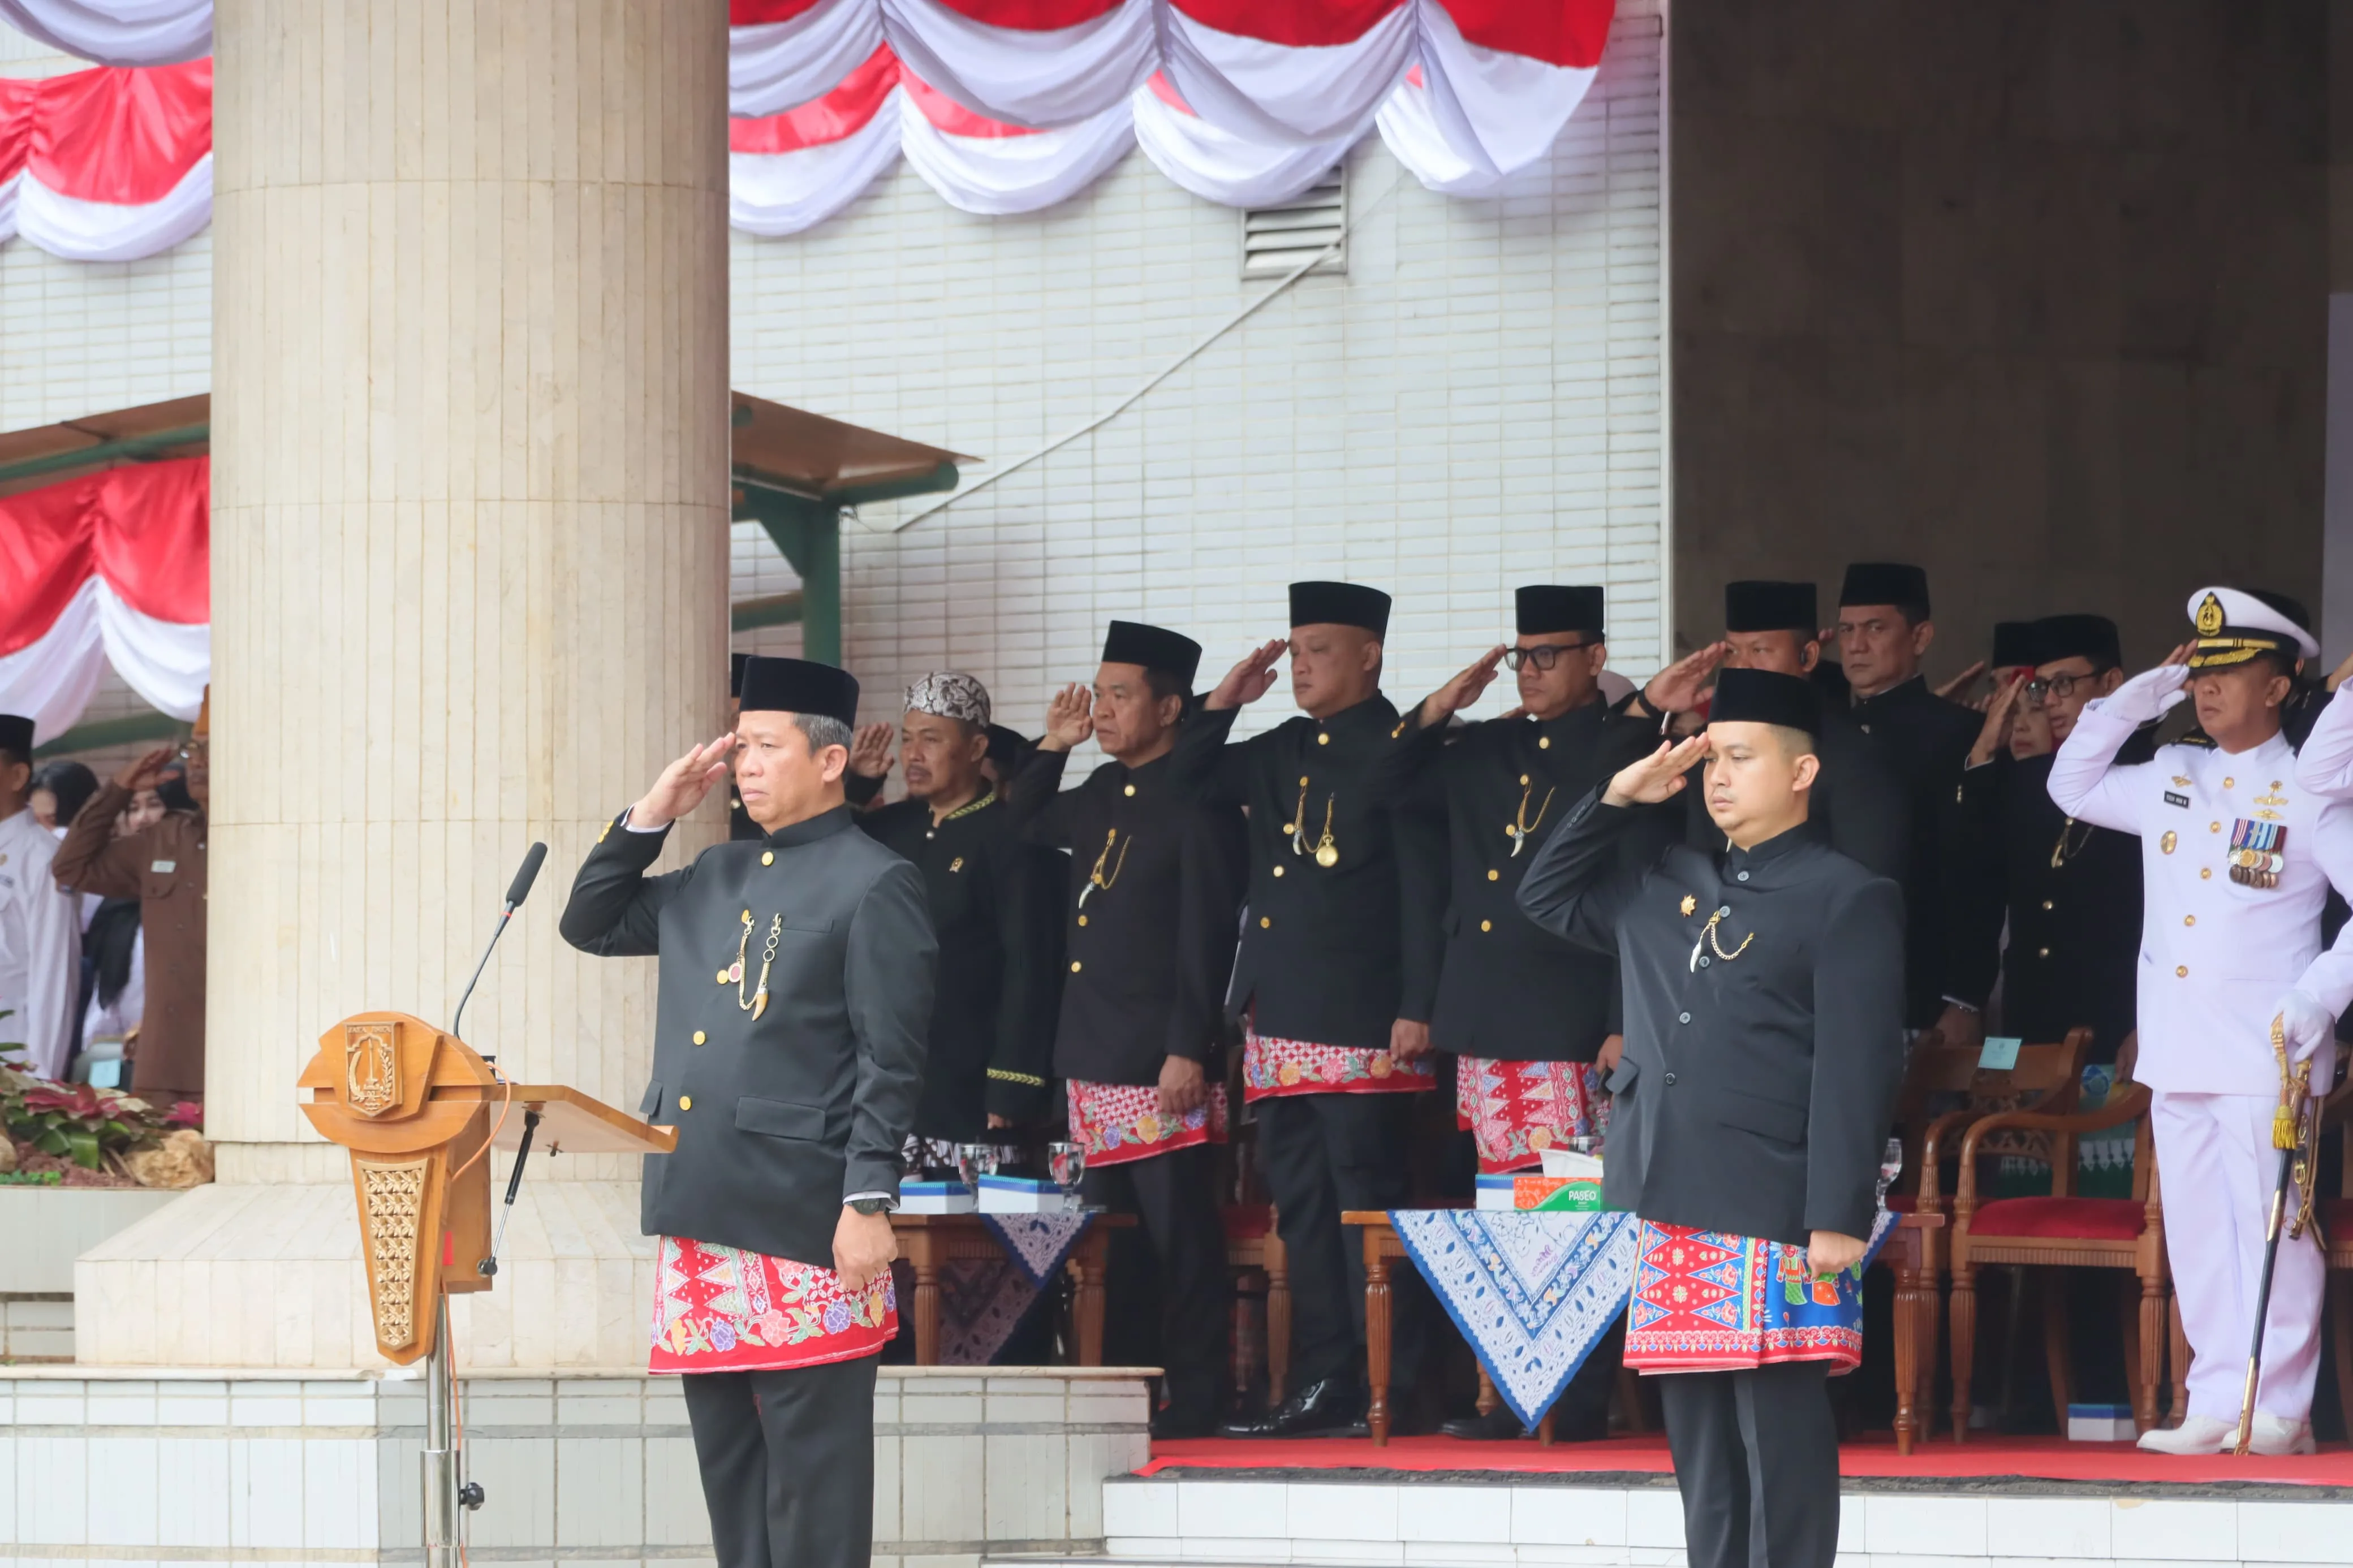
[1658,1361,1839,1568]
[1083,1140,1232,1407]
[680,1357,878,1568]
[1256,1091,1420,1389]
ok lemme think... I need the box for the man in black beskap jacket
[1006,620,1247,1438]
[848,671,1059,1141]
[1519,666,1906,1568]
[1381,584,1652,1440]
[1167,581,1442,1439]
[1828,562,1987,1037]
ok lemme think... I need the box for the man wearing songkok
[1945,615,2142,1061]
[850,671,1058,1140]
[1170,581,1440,1438]
[561,656,933,1568]
[2049,587,2353,1455]
[1627,580,1908,885]
[0,714,80,1082]
[1380,585,1649,1439]
[1519,667,1906,1568]
[1007,620,1247,1437]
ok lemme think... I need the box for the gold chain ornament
[1506,782,1556,858]
[1079,828,1131,909]
[742,913,782,1020]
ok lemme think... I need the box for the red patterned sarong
[1067,1078,1229,1167]
[649,1236,897,1374]
[1455,1056,1608,1174]
[1622,1221,1869,1376]
[1242,1027,1437,1103]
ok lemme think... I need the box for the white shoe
[2136,1415,2235,1454]
[2243,1415,2317,1456]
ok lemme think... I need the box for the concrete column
[77,1,730,1367]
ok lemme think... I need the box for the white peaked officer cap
[2184,586,2318,669]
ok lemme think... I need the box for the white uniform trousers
[2152,1091,2324,1423]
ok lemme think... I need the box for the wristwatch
[847,1196,895,1216]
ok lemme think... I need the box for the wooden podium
[298,1010,674,1565]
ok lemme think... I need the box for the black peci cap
[1100,621,1203,688]
[1839,562,1931,614]
[1990,621,2044,671]
[2032,615,2121,671]
[1724,580,1817,636]
[730,652,749,698]
[985,725,1032,764]
[1288,581,1391,638]
[738,656,860,728]
[1515,585,1605,638]
[1708,668,1820,736]
[0,715,31,761]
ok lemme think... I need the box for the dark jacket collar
[1850,673,1929,712]
[1305,692,1399,740]
[1532,698,1609,739]
[765,803,858,848]
[1717,820,1819,883]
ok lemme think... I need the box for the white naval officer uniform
[0,805,80,1082]
[2049,601,2353,1437]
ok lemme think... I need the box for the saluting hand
[114,745,175,794]
[848,723,896,780]
[1602,735,1710,807]
[1639,642,1729,717]
[1935,660,1989,706]
[628,735,735,831]
[1040,684,1094,752]
[1966,669,2029,768]
[1207,639,1287,711]
[1416,646,1507,729]
[2100,660,2191,727]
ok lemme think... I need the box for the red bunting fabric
[0,457,210,737]
[0,1,1613,258]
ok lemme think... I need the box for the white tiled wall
[1100,1475,2353,1567]
[0,1367,1152,1568]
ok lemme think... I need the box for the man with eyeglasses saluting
[1382,586,1653,1439]
[1944,616,2144,1064]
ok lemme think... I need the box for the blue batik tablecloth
[934,1212,1094,1365]
[1388,1208,1642,1429]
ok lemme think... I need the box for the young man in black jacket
[1519,667,1906,1568]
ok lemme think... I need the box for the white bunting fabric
[0,0,208,67]
[0,1,1615,257]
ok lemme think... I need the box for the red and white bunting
[0,2,1614,256]
[0,458,210,738]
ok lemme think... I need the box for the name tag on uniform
[2164,792,2190,809]
[1978,1036,2022,1071]
[150,859,175,874]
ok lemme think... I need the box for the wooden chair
[1224,1202,1288,1406]
[1885,1028,2093,1432]
[1946,1079,2167,1440]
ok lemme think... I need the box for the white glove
[2274,990,2337,1066]
[2093,664,2190,727]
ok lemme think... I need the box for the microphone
[451,841,549,1045]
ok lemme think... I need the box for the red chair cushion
[1970,1196,2145,1241]
[1886,1193,1916,1213]
[2323,1199,2353,1245]
[1222,1202,1273,1241]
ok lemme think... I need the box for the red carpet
[1141,1432,2353,1488]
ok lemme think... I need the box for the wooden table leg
[1893,1253,1923,1457]
[1074,1229,1111,1367]
[913,1260,941,1367]
[1266,1250,1291,1407]
[1365,1241,1393,1447]
[1537,1412,1555,1446]
[1475,1363,1499,1419]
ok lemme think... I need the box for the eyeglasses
[1503,641,1599,672]
[2023,671,2101,705]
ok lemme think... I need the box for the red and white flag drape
[0,458,210,740]
[0,1,1610,256]
[0,58,209,261]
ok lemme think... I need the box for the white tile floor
[1087,1476,2353,1567]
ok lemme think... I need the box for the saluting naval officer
[1385,584,1654,1441]
[1945,615,2143,1061]
[1519,667,1907,1568]
[1007,620,1247,1437]
[560,655,934,1568]
[849,672,1058,1141]
[1624,580,1909,885]
[1170,581,1441,1439]
[2049,588,2353,1455]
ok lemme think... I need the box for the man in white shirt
[2048,588,2353,1455]
[0,715,81,1082]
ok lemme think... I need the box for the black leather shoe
[1439,1406,1531,1441]
[1218,1376,1368,1439]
